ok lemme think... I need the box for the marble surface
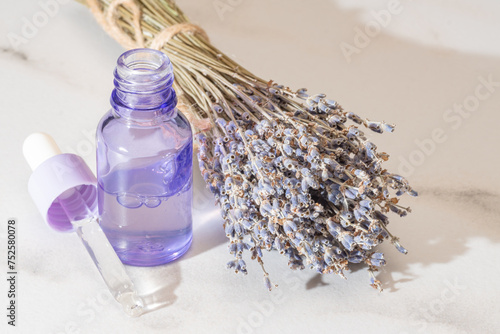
[1,0,500,333]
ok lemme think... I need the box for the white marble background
[1,0,500,333]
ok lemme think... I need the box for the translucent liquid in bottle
[98,142,193,266]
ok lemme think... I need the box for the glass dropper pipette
[23,133,145,317]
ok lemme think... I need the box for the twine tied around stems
[85,0,212,132]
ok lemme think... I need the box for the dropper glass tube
[57,188,145,316]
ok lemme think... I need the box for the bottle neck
[110,48,177,121]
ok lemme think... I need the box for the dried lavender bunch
[78,0,417,291]
[197,86,417,291]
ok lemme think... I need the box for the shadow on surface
[377,187,500,292]
[183,156,227,260]
[306,274,330,290]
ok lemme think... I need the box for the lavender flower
[196,83,415,291]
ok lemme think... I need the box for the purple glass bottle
[97,48,193,266]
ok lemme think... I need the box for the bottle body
[97,49,193,266]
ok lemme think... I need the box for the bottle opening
[116,48,172,82]
[112,48,177,117]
